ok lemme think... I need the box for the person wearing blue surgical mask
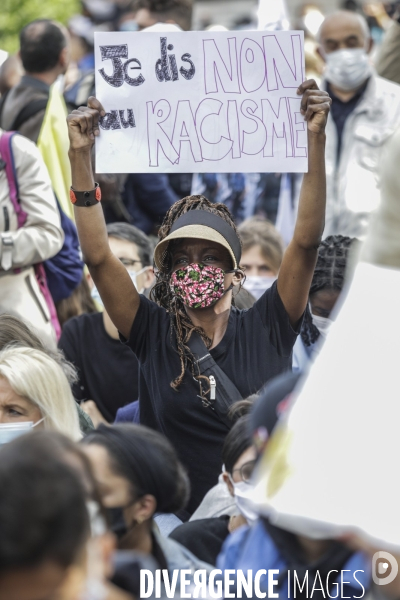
[238,218,284,301]
[293,235,357,372]
[59,223,155,426]
[314,10,400,239]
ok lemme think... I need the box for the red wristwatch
[70,183,102,206]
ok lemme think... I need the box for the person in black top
[67,80,331,514]
[58,223,154,424]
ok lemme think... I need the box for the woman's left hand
[298,79,332,135]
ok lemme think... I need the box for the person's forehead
[0,376,27,404]
[108,236,140,261]
[319,14,366,42]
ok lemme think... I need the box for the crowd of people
[1,0,400,598]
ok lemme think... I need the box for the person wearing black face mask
[82,424,214,576]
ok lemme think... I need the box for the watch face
[70,189,77,204]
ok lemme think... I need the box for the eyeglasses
[119,258,142,268]
[231,459,256,484]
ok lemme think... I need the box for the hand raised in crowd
[67,96,106,153]
[298,79,331,136]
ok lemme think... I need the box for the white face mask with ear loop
[228,474,258,524]
[244,275,277,300]
[323,47,372,92]
[311,312,333,340]
[0,416,46,445]
[127,266,152,294]
[91,266,152,306]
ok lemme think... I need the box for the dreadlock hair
[150,195,242,402]
[301,235,356,346]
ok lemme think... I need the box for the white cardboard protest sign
[94,30,307,174]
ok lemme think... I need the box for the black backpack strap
[187,332,243,429]
[10,97,49,131]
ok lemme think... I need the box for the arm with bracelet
[67,100,139,340]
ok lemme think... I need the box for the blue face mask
[0,418,45,444]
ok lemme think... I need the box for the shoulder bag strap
[187,332,243,429]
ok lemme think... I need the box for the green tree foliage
[0,0,80,53]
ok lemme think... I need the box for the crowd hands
[1,0,400,599]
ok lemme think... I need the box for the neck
[118,520,153,554]
[103,311,120,340]
[26,69,60,86]
[186,292,232,349]
[329,79,366,103]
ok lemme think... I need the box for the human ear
[232,269,244,287]
[130,494,157,524]
[222,472,235,497]
[144,267,155,288]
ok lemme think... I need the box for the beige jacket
[0,130,63,272]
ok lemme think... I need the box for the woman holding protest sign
[67,78,331,515]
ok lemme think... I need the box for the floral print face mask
[171,263,233,309]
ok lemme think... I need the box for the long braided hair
[301,235,356,346]
[150,195,242,403]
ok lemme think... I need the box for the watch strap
[70,183,102,207]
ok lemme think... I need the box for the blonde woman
[0,345,81,440]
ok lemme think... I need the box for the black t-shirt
[169,515,230,566]
[123,281,299,514]
[59,312,139,422]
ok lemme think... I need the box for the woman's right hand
[67,96,106,153]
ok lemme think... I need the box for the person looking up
[82,423,213,575]
[0,345,82,441]
[293,235,357,371]
[59,223,155,424]
[0,20,69,143]
[239,217,284,300]
[67,80,330,514]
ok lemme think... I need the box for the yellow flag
[37,79,74,220]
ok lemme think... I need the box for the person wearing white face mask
[59,222,155,426]
[278,11,400,242]
[170,412,257,566]
[238,217,284,301]
[316,10,400,239]
[293,235,357,372]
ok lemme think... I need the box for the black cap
[250,372,303,448]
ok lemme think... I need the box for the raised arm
[67,98,140,339]
[277,79,331,327]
